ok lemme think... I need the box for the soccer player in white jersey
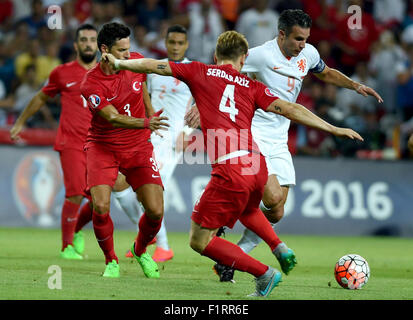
[211,9,383,281]
[124,25,194,262]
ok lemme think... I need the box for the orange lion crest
[297,59,306,72]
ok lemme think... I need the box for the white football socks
[259,200,272,212]
[112,186,142,229]
[237,228,262,253]
[238,200,276,254]
[156,219,170,250]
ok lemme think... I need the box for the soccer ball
[334,254,370,290]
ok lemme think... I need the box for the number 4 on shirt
[219,84,239,122]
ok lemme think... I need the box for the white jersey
[147,58,194,146]
[242,38,325,147]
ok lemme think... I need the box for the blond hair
[215,31,249,61]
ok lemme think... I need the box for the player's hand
[101,53,117,69]
[184,105,200,128]
[10,123,23,141]
[147,109,169,136]
[355,84,383,103]
[149,117,169,137]
[332,127,364,141]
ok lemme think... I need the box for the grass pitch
[0,227,412,300]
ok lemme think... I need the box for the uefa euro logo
[88,94,101,108]
[12,152,64,227]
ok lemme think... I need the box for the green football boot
[273,243,297,275]
[60,244,83,260]
[131,243,160,279]
[73,231,85,255]
[103,260,120,278]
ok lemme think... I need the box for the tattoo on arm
[157,64,167,70]
[274,106,282,113]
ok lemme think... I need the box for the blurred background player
[80,22,169,278]
[125,24,194,262]
[9,24,98,260]
[186,9,383,282]
[102,30,363,297]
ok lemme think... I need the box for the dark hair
[278,9,312,35]
[97,22,131,51]
[166,25,187,38]
[75,24,97,41]
[215,31,248,61]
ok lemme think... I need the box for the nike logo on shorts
[152,174,160,178]
[66,82,77,87]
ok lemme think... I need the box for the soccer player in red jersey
[10,24,99,260]
[102,30,362,296]
[10,24,154,262]
[80,22,169,278]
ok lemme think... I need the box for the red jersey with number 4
[169,61,279,163]
[41,60,91,151]
[80,52,150,152]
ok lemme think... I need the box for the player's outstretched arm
[98,104,169,131]
[314,65,383,103]
[102,53,173,76]
[267,99,363,141]
[10,91,49,140]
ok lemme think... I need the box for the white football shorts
[255,139,296,187]
[151,134,183,188]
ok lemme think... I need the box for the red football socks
[240,208,281,251]
[134,213,162,257]
[202,236,268,277]
[92,210,118,264]
[74,201,93,233]
[61,200,80,250]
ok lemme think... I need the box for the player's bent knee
[189,238,205,254]
[144,205,163,220]
[264,190,284,209]
[93,200,111,214]
[265,207,284,224]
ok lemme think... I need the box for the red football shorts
[191,153,268,229]
[85,143,163,192]
[59,148,88,198]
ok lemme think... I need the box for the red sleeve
[41,66,61,98]
[254,81,279,111]
[80,77,111,114]
[169,61,203,83]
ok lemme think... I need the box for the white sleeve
[241,46,261,73]
[307,44,325,74]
